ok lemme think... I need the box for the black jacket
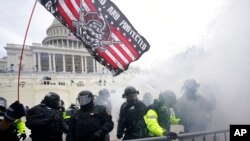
[0,109,19,141]
[25,103,67,141]
[117,101,147,140]
[66,103,114,141]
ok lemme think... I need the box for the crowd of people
[0,78,215,141]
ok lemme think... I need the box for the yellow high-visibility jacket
[62,111,70,120]
[143,109,180,136]
[14,119,26,135]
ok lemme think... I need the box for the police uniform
[66,104,113,141]
[26,104,66,141]
[117,101,147,140]
[117,86,148,140]
[66,90,114,141]
[25,92,67,141]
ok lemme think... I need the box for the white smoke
[122,0,250,130]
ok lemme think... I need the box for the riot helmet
[158,90,177,108]
[77,90,94,106]
[122,86,139,105]
[122,86,139,98]
[0,97,7,110]
[69,103,78,109]
[43,92,60,110]
[98,88,110,98]
[142,92,153,106]
[182,79,200,99]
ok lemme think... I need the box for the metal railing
[124,129,229,141]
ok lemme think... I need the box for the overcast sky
[0,0,225,67]
[1,0,250,128]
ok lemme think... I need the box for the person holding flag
[0,97,26,141]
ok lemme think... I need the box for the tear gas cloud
[109,0,250,130]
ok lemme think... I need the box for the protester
[0,97,26,141]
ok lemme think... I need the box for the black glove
[19,133,26,140]
[4,101,26,122]
[91,130,104,141]
[163,131,178,140]
[117,133,123,139]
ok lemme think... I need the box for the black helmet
[98,88,110,97]
[78,90,94,106]
[0,97,7,109]
[122,86,139,98]
[43,92,60,110]
[143,92,153,106]
[182,79,200,98]
[158,90,177,107]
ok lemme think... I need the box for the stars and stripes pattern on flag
[39,0,150,76]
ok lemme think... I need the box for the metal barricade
[124,129,229,141]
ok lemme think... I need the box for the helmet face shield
[78,95,92,106]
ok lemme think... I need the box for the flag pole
[17,0,38,101]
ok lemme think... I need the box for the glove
[91,130,104,141]
[117,133,123,139]
[163,131,178,140]
[4,101,26,122]
[19,133,27,140]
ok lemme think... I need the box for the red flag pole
[17,0,38,101]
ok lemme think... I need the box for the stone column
[32,53,36,72]
[48,53,52,72]
[63,54,66,72]
[84,56,87,73]
[37,53,41,72]
[52,54,56,73]
[81,56,84,73]
[72,55,75,73]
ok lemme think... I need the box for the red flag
[39,0,150,76]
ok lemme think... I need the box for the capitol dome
[42,19,84,49]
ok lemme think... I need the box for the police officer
[142,92,153,106]
[66,90,114,141]
[26,92,68,141]
[0,98,26,141]
[175,79,214,132]
[66,103,79,118]
[94,88,112,113]
[117,86,147,140]
[143,90,179,140]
